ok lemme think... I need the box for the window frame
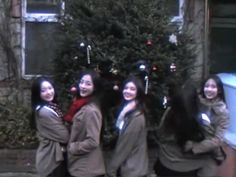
[211,2,236,28]
[21,0,64,79]
[170,0,184,27]
[21,0,183,79]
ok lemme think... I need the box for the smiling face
[203,78,219,100]
[40,81,55,102]
[123,81,137,101]
[79,74,94,97]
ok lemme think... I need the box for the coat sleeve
[37,107,69,144]
[68,109,102,155]
[191,103,229,154]
[106,115,145,177]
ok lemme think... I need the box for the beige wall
[0,0,27,105]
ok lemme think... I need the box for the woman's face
[79,74,94,97]
[204,78,218,100]
[40,81,55,102]
[123,81,137,101]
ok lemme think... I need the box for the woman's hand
[68,142,78,155]
[184,140,193,152]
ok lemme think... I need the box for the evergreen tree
[54,0,195,134]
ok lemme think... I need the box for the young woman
[31,76,69,177]
[185,75,229,175]
[66,70,105,177]
[106,76,149,177]
[154,81,214,177]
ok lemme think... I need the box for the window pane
[25,22,59,75]
[165,0,179,17]
[210,28,236,73]
[27,0,61,13]
[212,4,236,18]
[214,0,235,3]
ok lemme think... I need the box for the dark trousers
[70,175,105,177]
[48,153,69,177]
[154,159,197,177]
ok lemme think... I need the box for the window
[22,0,183,77]
[166,0,184,25]
[210,1,236,73]
[22,0,64,78]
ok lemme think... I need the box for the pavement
[0,149,36,177]
[0,173,38,177]
[0,173,157,177]
[1,144,234,177]
[0,148,158,177]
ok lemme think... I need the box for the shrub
[0,102,38,149]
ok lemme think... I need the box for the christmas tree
[54,0,195,140]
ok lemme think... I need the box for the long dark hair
[76,70,103,107]
[30,76,58,128]
[164,81,204,148]
[31,76,58,109]
[200,74,226,102]
[119,75,146,114]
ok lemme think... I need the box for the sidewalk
[0,173,38,177]
[0,148,158,177]
[0,149,37,177]
[1,145,236,177]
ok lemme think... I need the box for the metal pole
[203,0,209,79]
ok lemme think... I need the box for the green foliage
[54,0,195,128]
[0,102,38,149]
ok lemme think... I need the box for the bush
[0,102,38,149]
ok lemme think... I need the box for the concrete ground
[1,144,236,177]
[0,173,38,177]
[0,148,158,177]
[0,173,157,177]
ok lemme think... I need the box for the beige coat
[158,96,229,177]
[67,102,105,177]
[185,96,229,167]
[35,106,69,177]
[106,110,149,177]
[190,96,229,154]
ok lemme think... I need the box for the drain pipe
[203,0,210,79]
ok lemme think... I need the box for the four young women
[31,72,229,177]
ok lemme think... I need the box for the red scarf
[63,97,90,122]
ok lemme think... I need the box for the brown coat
[35,106,69,177]
[67,102,105,177]
[191,96,229,154]
[157,107,216,176]
[184,96,229,169]
[106,110,149,177]
[157,97,229,177]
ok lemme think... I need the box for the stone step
[0,173,38,177]
[0,148,158,176]
[0,149,36,173]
